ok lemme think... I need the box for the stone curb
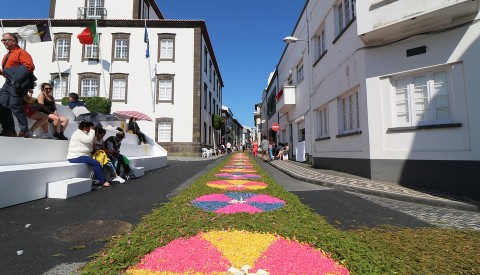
[269,162,480,213]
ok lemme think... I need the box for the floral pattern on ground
[223,165,254,169]
[127,230,349,275]
[191,192,285,214]
[215,173,261,180]
[220,168,257,173]
[206,180,267,191]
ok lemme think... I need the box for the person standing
[0,33,35,137]
[252,140,259,157]
[261,135,269,162]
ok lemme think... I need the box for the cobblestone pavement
[268,159,480,231]
[353,193,480,230]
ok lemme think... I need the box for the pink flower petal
[194,193,232,202]
[246,194,286,204]
[215,203,263,214]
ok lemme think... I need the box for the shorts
[23,104,37,118]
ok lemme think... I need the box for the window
[87,0,104,19]
[204,84,208,110]
[51,74,68,99]
[267,88,276,118]
[112,33,130,61]
[209,61,213,83]
[142,1,150,19]
[298,121,305,142]
[84,44,98,60]
[78,73,100,97]
[392,69,451,126]
[115,39,128,59]
[110,74,128,102]
[297,63,304,83]
[204,47,208,72]
[158,33,175,61]
[315,106,329,139]
[17,38,26,50]
[156,74,174,103]
[336,0,356,34]
[339,90,360,133]
[209,92,212,114]
[157,119,172,142]
[53,33,72,61]
[314,28,326,61]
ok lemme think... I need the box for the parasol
[112,110,152,121]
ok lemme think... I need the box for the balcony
[357,0,478,44]
[276,86,296,113]
[77,7,108,19]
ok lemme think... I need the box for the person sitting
[37,83,69,140]
[104,131,133,179]
[127,117,147,144]
[92,127,125,183]
[276,143,289,160]
[67,121,111,187]
[67,92,87,109]
[22,92,55,139]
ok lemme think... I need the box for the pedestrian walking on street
[0,32,36,138]
[261,135,269,162]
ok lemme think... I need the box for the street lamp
[283,36,308,43]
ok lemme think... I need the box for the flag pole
[47,19,64,96]
[0,20,4,34]
[145,20,155,112]
[95,20,108,99]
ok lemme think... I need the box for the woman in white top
[67,121,111,187]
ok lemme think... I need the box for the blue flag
[144,24,150,58]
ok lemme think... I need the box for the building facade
[0,0,223,156]
[264,0,480,199]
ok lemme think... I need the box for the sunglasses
[44,88,53,91]
[1,39,14,42]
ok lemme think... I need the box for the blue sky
[0,0,305,127]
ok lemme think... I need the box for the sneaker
[42,133,55,139]
[111,176,125,184]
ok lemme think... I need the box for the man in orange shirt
[0,32,36,137]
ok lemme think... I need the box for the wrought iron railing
[77,7,107,19]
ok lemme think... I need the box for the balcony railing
[77,7,107,19]
[276,86,296,113]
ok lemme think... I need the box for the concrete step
[131,167,145,178]
[47,178,92,199]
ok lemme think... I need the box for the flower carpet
[120,153,350,274]
[127,230,349,275]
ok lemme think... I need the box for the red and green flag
[77,23,98,45]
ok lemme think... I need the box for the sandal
[102,182,111,187]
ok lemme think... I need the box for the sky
[0,0,306,128]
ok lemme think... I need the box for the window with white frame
[314,27,326,61]
[297,63,304,83]
[87,0,104,19]
[160,39,173,59]
[392,69,451,126]
[339,90,360,133]
[315,106,329,138]
[157,120,172,142]
[81,78,99,97]
[56,39,69,59]
[17,38,26,50]
[336,0,356,34]
[114,39,128,59]
[158,80,172,101]
[85,44,98,59]
[156,74,174,103]
[111,79,126,100]
[52,76,68,99]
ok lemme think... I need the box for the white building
[0,0,224,156]
[266,0,480,199]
